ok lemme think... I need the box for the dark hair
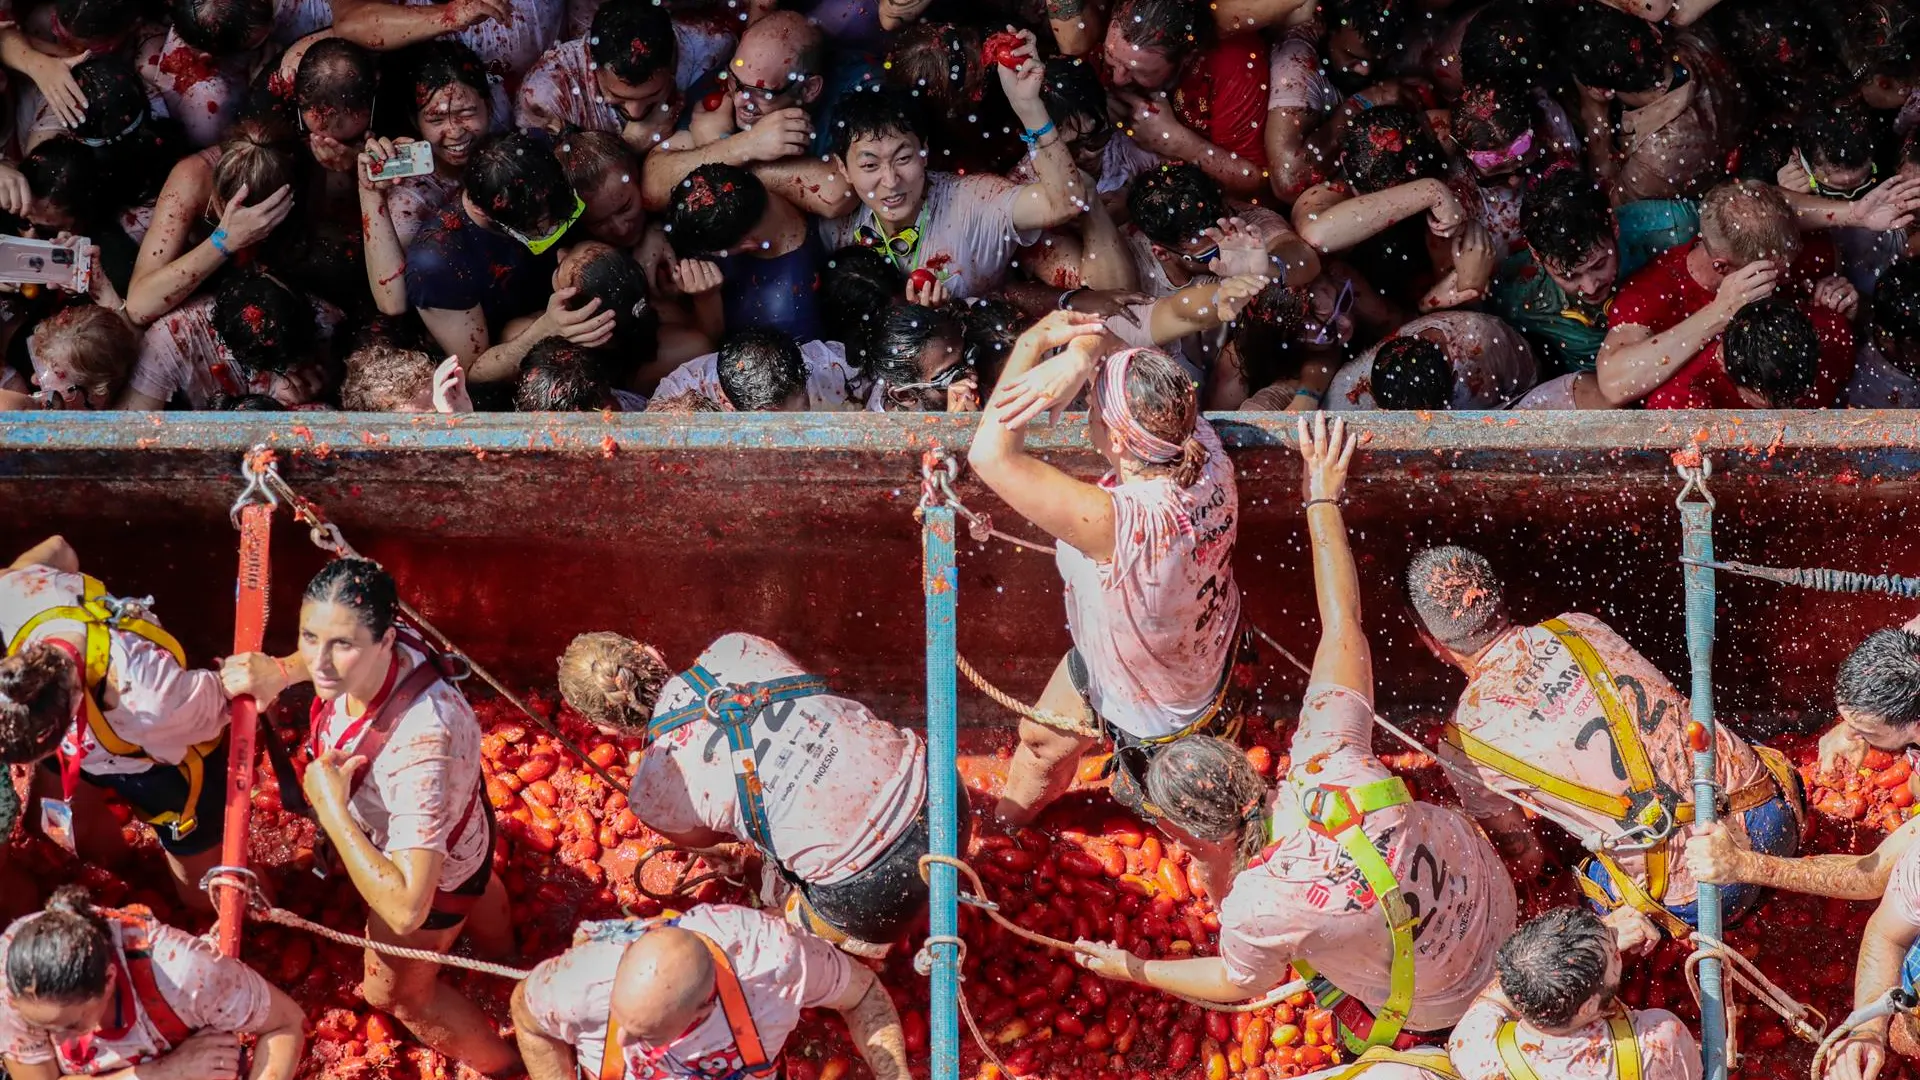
[1722,299,1819,405]
[295,38,379,117]
[53,0,131,41]
[1118,347,1207,487]
[872,302,964,395]
[717,327,807,411]
[516,339,614,411]
[1405,545,1510,653]
[1566,4,1667,93]
[1229,282,1313,391]
[1797,100,1884,172]
[885,23,983,112]
[72,58,150,146]
[404,40,491,125]
[1523,169,1614,270]
[1041,57,1108,138]
[961,298,1025,393]
[213,271,315,374]
[466,130,577,236]
[1371,336,1453,410]
[304,557,398,638]
[830,87,926,160]
[588,0,678,87]
[213,392,288,410]
[7,887,113,1005]
[822,245,904,373]
[1453,83,1532,154]
[172,0,270,54]
[1109,0,1200,59]
[573,247,657,379]
[19,138,93,224]
[1497,907,1614,1029]
[1838,628,1920,727]
[666,164,768,256]
[1127,164,1228,248]
[1827,0,1915,83]
[1875,260,1920,376]
[1143,737,1269,872]
[1341,106,1446,194]
[0,642,78,763]
[1459,3,1547,90]
[1326,0,1405,57]
[1725,0,1827,90]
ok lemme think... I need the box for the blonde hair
[557,632,671,732]
[556,130,638,194]
[37,306,138,401]
[1699,180,1800,266]
[341,343,435,411]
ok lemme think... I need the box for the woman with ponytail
[0,885,304,1080]
[1072,416,1517,1042]
[966,311,1249,893]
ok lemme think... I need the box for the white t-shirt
[1844,341,1920,409]
[1218,684,1517,1031]
[1448,996,1702,1080]
[517,22,726,135]
[519,904,857,1080]
[0,910,272,1072]
[1056,417,1241,740]
[0,567,226,776]
[634,633,924,884]
[1508,373,1581,410]
[1329,312,1536,411]
[129,293,342,409]
[1266,32,1338,114]
[818,173,1041,299]
[651,340,875,412]
[309,642,489,887]
[409,0,562,77]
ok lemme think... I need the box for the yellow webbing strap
[6,576,212,837]
[1496,1014,1641,1080]
[1577,855,1692,939]
[1441,725,1632,819]
[1329,1046,1461,1080]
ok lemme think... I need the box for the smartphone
[0,236,90,292]
[364,141,435,182]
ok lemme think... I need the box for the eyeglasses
[883,362,968,409]
[855,224,921,260]
[719,69,805,108]
[1302,280,1355,345]
[500,195,586,254]
[1798,150,1879,200]
[1181,241,1220,267]
[75,111,145,148]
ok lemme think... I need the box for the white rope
[1685,932,1826,1068]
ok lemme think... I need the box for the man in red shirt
[1645,296,1857,409]
[1596,180,1848,406]
[1100,0,1270,199]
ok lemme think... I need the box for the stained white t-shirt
[519,904,857,1080]
[818,173,1041,299]
[408,0,562,78]
[651,339,876,412]
[1448,996,1702,1080]
[1328,312,1536,411]
[129,293,342,409]
[1056,417,1240,740]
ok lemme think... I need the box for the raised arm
[639,109,816,212]
[999,31,1084,231]
[332,0,510,52]
[1292,178,1461,254]
[9,535,77,572]
[833,969,910,1080]
[1827,902,1920,1080]
[359,138,412,317]
[1073,947,1252,1003]
[1297,413,1368,697]
[1594,262,1776,406]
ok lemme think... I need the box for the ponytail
[8,886,114,1005]
[558,632,671,732]
[1172,434,1208,489]
[0,643,78,763]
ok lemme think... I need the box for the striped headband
[1094,348,1184,465]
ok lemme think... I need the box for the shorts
[801,787,968,945]
[55,738,231,858]
[1903,934,1920,996]
[420,802,498,932]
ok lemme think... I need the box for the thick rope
[1678,557,1920,599]
[955,654,1101,738]
[917,854,1305,1014]
[1685,933,1826,1053]
[256,904,534,979]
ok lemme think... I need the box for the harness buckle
[1610,791,1678,853]
[1301,785,1362,840]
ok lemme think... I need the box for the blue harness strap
[648,665,831,859]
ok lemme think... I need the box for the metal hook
[230,445,281,528]
[1675,453,1716,510]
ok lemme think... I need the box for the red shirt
[1645,305,1856,409]
[1172,34,1270,167]
[1608,236,1839,335]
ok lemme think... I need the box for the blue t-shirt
[404,202,556,329]
[718,226,826,342]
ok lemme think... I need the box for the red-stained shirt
[1644,304,1856,409]
[1172,35,1271,168]
[1608,236,1839,336]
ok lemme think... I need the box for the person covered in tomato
[119,269,341,410]
[1447,908,1699,1080]
[516,0,697,154]
[0,886,306,1080]
[512,904,909,1080]
[1640,296,1856,410]
[967,313,1249,886]
[0,536,236,907]
[1073,416,1517,1051]
[555,628,933,955]
[219,559,518,1076]
[1403,543,1801,939]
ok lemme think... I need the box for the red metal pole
[217,500,273,957]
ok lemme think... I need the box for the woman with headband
[967,310,1249,898]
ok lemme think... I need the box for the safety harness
[56,907,192,1071]
[647,666,831,861]
[1265,775,1418,1053]
[576,917,779,1080]
[6,575,217,840]
[1329,1046,1462,1080]
[1495,1014,1641,1080]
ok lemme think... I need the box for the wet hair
[404,40,491,126]
[213,116,300,211]
[303,557,397,639]
[822,245,905,373]
[1041,57,1109,139]
[1229,282,1313,391]
[1326,0,1405,59]
[1341,106,1446,194]
[1725,0,1828,92]
[1827,0,1917,83]
[466,130,577,237]
[1566,4,1667,93]
[19,138,93,224]
[1405,545,1511,653]
[1453,83,1532,154]
[1143,737,1269,871]
[665,164,768,256]
[648,389,724,413]
[72,58,150,147]
[341,343,435,411]
[1497,908,1613,1029]
[1109,0,1201,60]
[1722,299,1819,405]
[571,247,656,378]
[516,339,615,411]
[1118,347,1207,487]
[557,631,673,731]
[1371,336,1453,410]
[213,271,315,374]
[885,23,983,112]
[172,0,270,55]
[295,38,379,118]
[717,327,807,411]
[1874,260,1920,376]
[54,0,131,42]
[1699,181,1800,266]
[961,299,1025,393]
[1837,628,1920,727]
[557,130,639,194]
[1127,164,1228,249]
[588,0,678,88]
[1523,169,1614,271]
[0,642,78,764]
[214,392,287,410]
[1459,3,1547,90]
[871,303,964,397]
[34,305,140,402]
[1797,100,1884,173]
[6,887,113,1005]
[830,87,927,160]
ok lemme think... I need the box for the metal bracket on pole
[921,448,962,1080]
[1676,448,1727,1080]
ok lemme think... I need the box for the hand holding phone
[0,235,90,292]
[362,140,434,183]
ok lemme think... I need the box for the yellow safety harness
[5,575,217,840]
[1495,1014,1641,1080]
[1329,1046,1462,1080]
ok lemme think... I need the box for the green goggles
[501,194,586,254]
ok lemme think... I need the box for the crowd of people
[0,0,1913,411]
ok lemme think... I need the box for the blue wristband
[1020,120,1055,147]
[1294,386,1325,404]
[1350,94,1375,111]
[209,228,231,256]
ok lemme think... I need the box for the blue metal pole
[924,503,961,1080]
[1679,486,1727,1080]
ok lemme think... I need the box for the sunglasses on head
[501,195,587,254]
[1303,280,1355,345]
[884,361,968,406]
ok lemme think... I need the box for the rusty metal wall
[3,412,1917,736]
